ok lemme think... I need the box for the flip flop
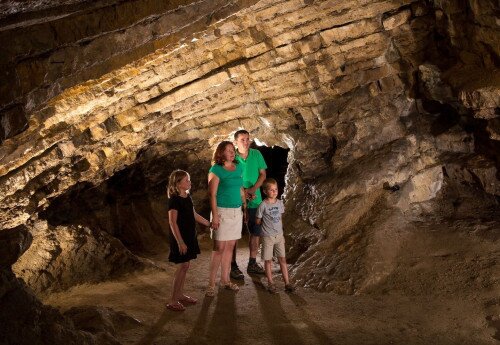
[222,282,239,291]
[166,301,185,312]
[180,295,197,305]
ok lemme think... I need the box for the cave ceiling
[0,0,499,232]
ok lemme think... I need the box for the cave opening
[251,140,290,198]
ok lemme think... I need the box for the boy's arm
[255,203,263,225]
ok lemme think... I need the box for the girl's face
[222,144,236,162]
[265,184,278,198]
[177,174,191,193]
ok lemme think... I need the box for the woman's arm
[208,172,220,229]
[168,209,187,254]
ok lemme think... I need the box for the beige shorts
[261,234,286,261]
[211,207,242,241]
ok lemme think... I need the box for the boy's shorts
[246,207,262,236]
[261,234,286,261]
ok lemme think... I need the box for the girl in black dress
[167,169,210,311]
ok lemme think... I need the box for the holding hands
[245,187,256,201]
[211,215,220,230]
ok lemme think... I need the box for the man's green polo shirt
[236,148,267,209]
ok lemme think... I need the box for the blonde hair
[262,178,278,192]
[167,169,189,197]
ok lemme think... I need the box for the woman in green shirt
[206,141,247,296]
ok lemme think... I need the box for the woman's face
[222,144,235,162]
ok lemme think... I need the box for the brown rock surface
[0,0,498,344]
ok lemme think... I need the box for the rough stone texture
[0,0,498,342]
[12,220,152,295]
[0,0,261,142]
[64,305,141,343]
[0,224,32,268]
[0,268,98,345]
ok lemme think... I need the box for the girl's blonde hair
[167,169,189,197]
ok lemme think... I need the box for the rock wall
[0,0,260,142]
[0,0,498,306]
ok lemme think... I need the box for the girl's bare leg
[171,262,190,303]
[278,257,290,285]
[178,261,190,299]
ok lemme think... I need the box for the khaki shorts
[211,207,242,241]
[261,234,286,261]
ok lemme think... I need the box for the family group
[165,130,294,311]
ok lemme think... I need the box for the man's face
[235,133,250,152]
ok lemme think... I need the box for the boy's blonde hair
[167,169,189,197]
[262,178,278,192]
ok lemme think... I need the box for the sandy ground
[43,229,499,345]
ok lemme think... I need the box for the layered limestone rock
[0,0,261,141]
[0,1,498,339]
[1,0,439,230]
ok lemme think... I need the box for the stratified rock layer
[0,1,498,342]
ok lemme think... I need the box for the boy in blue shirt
[256,178,295,293]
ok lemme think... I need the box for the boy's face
[265,184,278,198]
[234,133,250,152]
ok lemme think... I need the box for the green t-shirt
[209,163,244,208]
[235,148,267,209]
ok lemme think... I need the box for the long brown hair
[167,169,189,197]
[212,141,238,165]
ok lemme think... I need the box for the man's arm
[248,168,266,195]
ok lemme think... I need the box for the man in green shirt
[231,129,267,279]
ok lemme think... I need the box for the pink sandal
[180,295,197,305]
[166,301,185,312]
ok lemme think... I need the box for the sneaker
[247,262,265,275]
[285,284,296,293]
[230,266,245,280]
[267,283,278,294]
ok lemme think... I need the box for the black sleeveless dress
[168,195,201,263]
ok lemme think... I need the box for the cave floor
[43,230,499,345]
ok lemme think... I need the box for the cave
[0,1,499,344]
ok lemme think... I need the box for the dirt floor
[43,226,500,345]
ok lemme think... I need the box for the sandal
[267,283,278,294]
[285,284,296,293]
[205,285,216,297]
[166,301,185,312]
[180,295,198,305]
[223,282,240,291]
